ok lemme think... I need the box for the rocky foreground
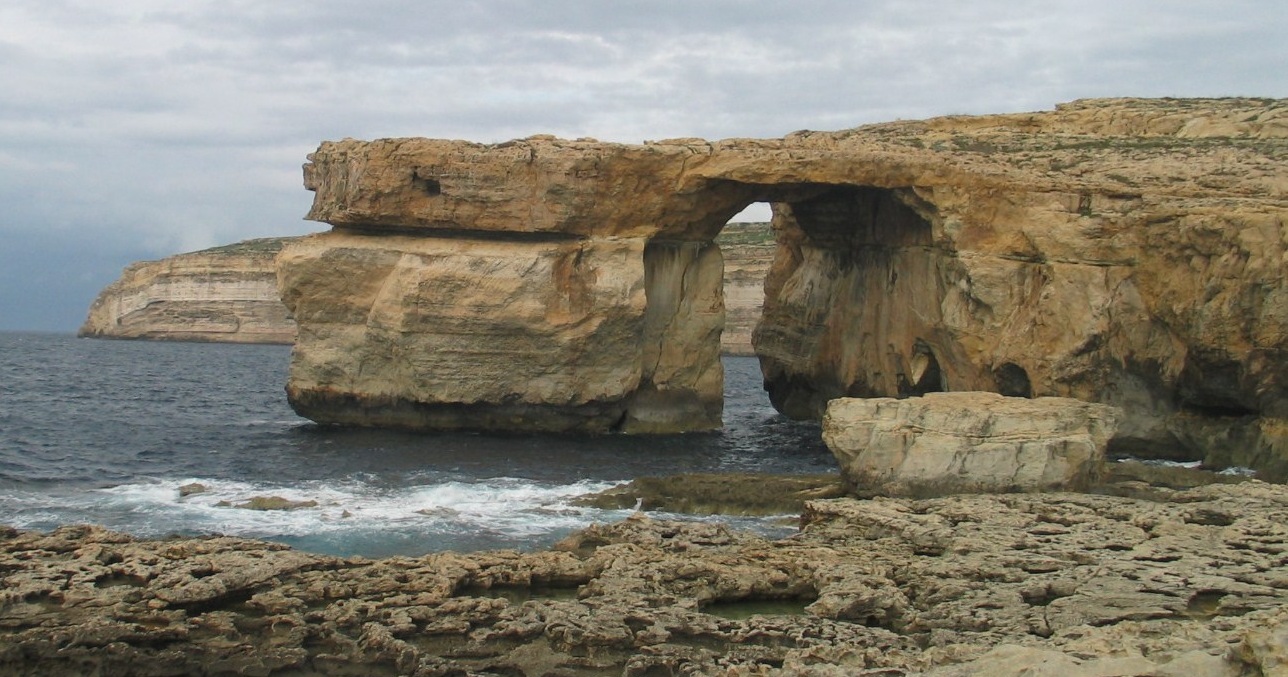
[2,480,1286,676]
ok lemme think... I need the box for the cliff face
[717,223,775,356]
[79,231,769,353]
[80,238,296,344]
[283,98,1288,471]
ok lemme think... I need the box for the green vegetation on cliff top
[716,221,774,246]
[196,236,294,256]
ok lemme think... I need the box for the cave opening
[900,341,945,398]
[994,362,1033,398]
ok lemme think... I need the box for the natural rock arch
[278,98,1288,476]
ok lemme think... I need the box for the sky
[1,1,1285,332]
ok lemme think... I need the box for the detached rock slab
[823,392,1120,496]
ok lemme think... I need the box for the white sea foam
[1114,457,1203,469]
[38,476,626,543]
[1114,457,1261,476]
[1,474,802,556]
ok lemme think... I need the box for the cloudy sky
[1,1,1284,331]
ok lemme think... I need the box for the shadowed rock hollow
[280,98,1288,474]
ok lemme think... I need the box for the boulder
[213,495,319,511]
[822,392,1120,496]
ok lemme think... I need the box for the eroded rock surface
[80,238,296,344]
[80,227,771,353]
[823,393,1120,496]
[2,482,1286,675]
[716,222,776,356]
[283,98,1288,473]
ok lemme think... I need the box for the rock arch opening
[715,208,776,357]
[645,183,950,428]
[747,184,946,420]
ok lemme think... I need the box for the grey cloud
[0,0,1284,331]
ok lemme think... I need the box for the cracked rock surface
[2,481,1286,676]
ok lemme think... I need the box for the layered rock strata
[2,481,1285,675]
[823,392,1120,496]
[79,229,769,352]
[80,238,296,344]
[715,222,775,355]
[285,98,1288,471]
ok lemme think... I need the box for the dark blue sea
[0,332,834,558]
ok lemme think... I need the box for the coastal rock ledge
[2,482,1286,675]
[282,97,1288,475]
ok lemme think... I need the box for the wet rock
[574,472,845,515]
[215,495,319,511]
[177,482,208,497]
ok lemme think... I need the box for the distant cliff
[79,230,772,350]
[79,237,297,344]
[716,222,774,356]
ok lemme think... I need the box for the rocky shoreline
[3,474,1285,676]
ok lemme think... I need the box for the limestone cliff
[80,238,296,344]
[717,222,774,356]
[80,231,768,352]
[284,98,1288,473]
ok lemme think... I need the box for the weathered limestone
[284,98,1288,472]
[2,480,1285,675]
[80,226,771,353]
[822,392,1120,496]
[280,231,673,431]
[80,238,296,344]
[716,222,776,355]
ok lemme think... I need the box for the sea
[0,332,835,558]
